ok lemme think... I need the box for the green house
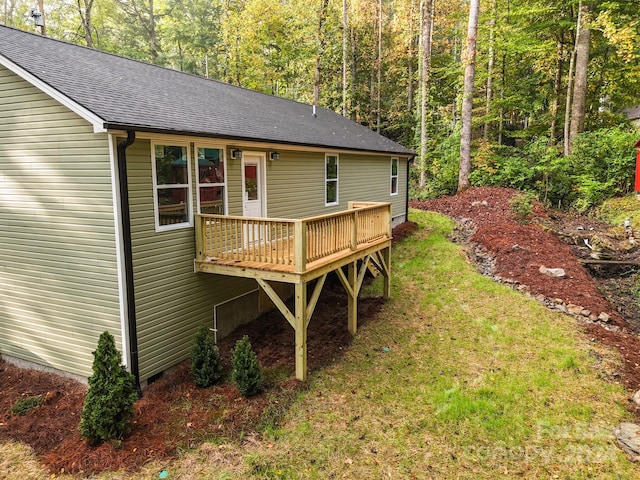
[0,25,413,386]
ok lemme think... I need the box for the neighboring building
[0,25,413,386]
[624,106,640,129]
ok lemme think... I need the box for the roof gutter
[116,130,141,396]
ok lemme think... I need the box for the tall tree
[458,0,480,193]
[342,0,348,116]
[568,0,590,154]
[76,0,95,47]
[418,0,434,188]
[314,0,330,108]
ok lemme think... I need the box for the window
[152,142,192,230]
[390,157,399,195]
[196,146,226,215]
[325,154,339,206]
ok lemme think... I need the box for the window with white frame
[195,146,226,215]
[325,154,339,206]
[152,142,191,229]
[390,157,399,195]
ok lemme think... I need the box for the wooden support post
[294,281,308,381]
[382,246,391,300]
[347,261,357,334]
[294,220,307,273]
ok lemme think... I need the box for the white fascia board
[0,53,107,133]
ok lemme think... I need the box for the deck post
[195,216,204,262]
[382,246,391,300]
[347,261,357,334]
[294,220,307,274]
[294,280,308,381]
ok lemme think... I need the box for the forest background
[2,0,640,211]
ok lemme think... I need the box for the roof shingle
[0,25,414,156]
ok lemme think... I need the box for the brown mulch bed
[4,188,640,475]
[0,261,387,476]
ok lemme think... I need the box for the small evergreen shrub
[508,192,534,224]
[79,331,138,445]
[11,395,43,415]
[191,326,223,388]
[231,335,263,397]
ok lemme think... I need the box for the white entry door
[242,153,265,218]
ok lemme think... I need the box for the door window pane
[245,164,258,201]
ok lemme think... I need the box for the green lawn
[2,209,637,479]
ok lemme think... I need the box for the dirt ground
[3,186,640,475]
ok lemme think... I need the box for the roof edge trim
[104,123,416,157]
[0,52,107,133]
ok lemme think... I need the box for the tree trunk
[458,0,480,193]
[314,0,330,108]
[148,0,158,64]
[77,0,95,47]
[483,0,496,140]
[376,0,382,133]
[549,38,563,144]
[568,1,590,154]
[342,0,348,117]
[563,36,576,156]
[418,0,434,189]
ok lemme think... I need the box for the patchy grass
[597,194,640,228]
[1,210,637,479]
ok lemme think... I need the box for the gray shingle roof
[0,25,414,156]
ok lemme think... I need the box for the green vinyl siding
[126,140,257,383]
[265,150,408,220]
[0,66,121,378]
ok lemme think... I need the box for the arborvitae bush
[191,326,223,387]
[231,335,263,397]
[79,331,138,445]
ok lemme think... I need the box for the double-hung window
[325,154,339,206]
[152,142,192,230]
[390,157,399,195]
[195,146,226,215]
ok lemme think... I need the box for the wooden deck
[194,202,393,381]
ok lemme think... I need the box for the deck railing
[195,202,392,273]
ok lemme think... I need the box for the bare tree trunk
[342,0,348,117]
[148,0,157,63]
[483,0,496,140]
[77,0,95,47]
[376,0,382,133]
[568,1,590,154]
[38,0,46,36]
[458,0,480,193]
[549,38,564,144]
[498,52,505,144]
[563,39,576,155]
[418,0,434,189]
[314,0,330,108]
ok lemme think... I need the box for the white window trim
[151,140,193,232]
[325,153,339,207]
[390,157,399,196]
[195,143,228,215]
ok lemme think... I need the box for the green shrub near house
[231,335,263,397]
[79,331,138,446]
[191,326,223,388]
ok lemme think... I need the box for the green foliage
[567,127,637,212]
[231,335,263,397]
[79,331,138,445]
[11,395,43,416]
[508,192,535,224]
[191,326,223,388]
